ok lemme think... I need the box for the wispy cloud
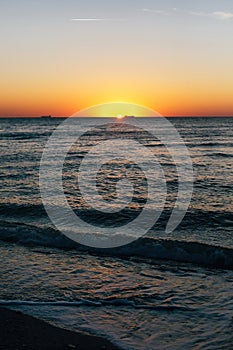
[141,8,169,16]
[212,11,233,20]
[140,8,233,20]
[189,10,233,20]
[71,10,233,23]
[71,18,124,22]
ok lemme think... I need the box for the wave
[0,299,194,312]
[0,220,233,270]
[0,203,232,229]
[188,141,233,148]
[210,152,233,158]
[0,132,51,140]
[0,203,47,218]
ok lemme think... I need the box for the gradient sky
[1,0,233,116]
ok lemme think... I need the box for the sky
[1,0,233,117]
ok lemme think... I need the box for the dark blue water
[0,117,232,349]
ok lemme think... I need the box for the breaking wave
[0,219,232,270]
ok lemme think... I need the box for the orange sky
[1,1,233,117]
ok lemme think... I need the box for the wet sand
[0,307,121,350]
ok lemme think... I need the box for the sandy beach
[0,307,120,350]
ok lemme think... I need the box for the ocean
[0,117,232,349]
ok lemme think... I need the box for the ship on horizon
[40,115,52,118]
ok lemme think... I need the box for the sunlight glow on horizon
[71,102,161,118]
[117,114,124,119]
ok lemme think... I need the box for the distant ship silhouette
[40,115,52,118]
[123,115,135,119]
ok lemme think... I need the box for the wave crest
[0,221,232,269]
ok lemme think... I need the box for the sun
[71,102,162,118]
[117,114,124,119]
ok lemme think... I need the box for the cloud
[71,10,233,22]
[141,8,233,20]
[190,10,233,20]
[141,8,169,16]
[210,11,233,20]
[71,18,124,22]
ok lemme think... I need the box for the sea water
[0,117,232,349]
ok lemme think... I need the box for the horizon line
[1,115,233,118]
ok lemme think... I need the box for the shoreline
[0,307,121,350]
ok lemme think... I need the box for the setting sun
[72,102,161,118]
[117,114,123,119]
